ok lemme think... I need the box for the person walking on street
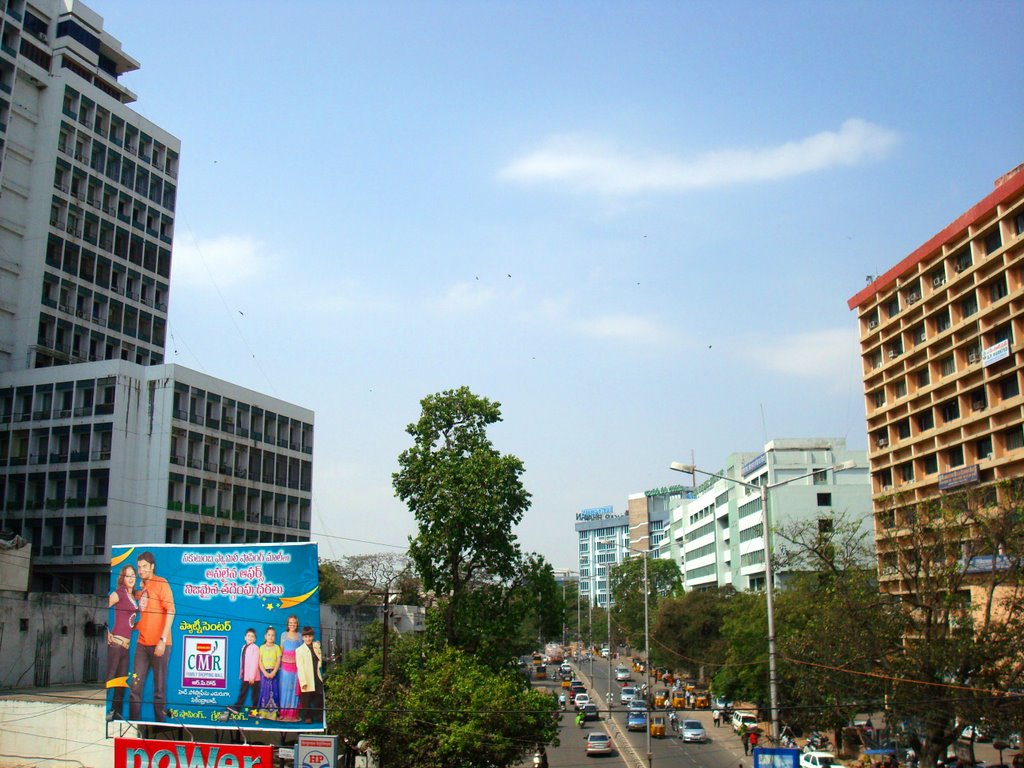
[713,709,721,728]
[742,729,750,755]
[749,729,760,753]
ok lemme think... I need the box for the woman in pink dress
[277,615,302,721]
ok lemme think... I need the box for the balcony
[167,500,183,511]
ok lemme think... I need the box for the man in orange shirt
[129,551,175,722]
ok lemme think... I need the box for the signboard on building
[937,464,980,491]
[114,738,273,768]
[964,554,1013,574]
[644,484,694,498]
[742,453,767,477]
[106,542,321,730]
[577,505,614,521]
[982,339,1011,367]
[298,735,339,768]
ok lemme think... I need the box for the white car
[732,712,758,733]
[574,693,591,710]
[800,752,843,768]
[681,719,707,743]
[615,665,631,681]
[620,686,636,705]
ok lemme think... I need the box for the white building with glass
[673,438,870,592]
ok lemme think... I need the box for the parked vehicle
[800,752,843,768]
[585,733,613,756]
[732,711,758,733]
[681,720,707,743]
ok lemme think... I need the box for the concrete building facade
[847,164,1024,595]
[0,1,315,594]
[670,438,870,592]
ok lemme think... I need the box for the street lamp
[670,457,856,742]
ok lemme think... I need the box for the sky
[86,0,1024,570]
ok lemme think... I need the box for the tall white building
[0,1,314,593]
[673,438,870,592]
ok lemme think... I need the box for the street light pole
[670,458,856,743]
[643,551,651,768]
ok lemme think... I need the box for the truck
[544,643,564,664]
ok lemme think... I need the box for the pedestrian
[742,730,750,756]
[713,709,721,728]
[670,710,678,732]
[749,729,760,753]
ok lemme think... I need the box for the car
[629,699,648,713]
[800,752,844,768]
[681,719,707,743]
[620,686,637,705]
[732,711,758,733]
[574,693,590,710]
[560,663,573,676]
[627,710,648,731]
[601,647,610,658]
[582,703,600,721]
[570,681,586,695]
[615,665,631,682]
[585,732,613,756]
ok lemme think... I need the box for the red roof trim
[847,167,1024,311]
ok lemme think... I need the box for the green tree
[609,556,682,648]
[651,587,734,678]
[326,628,558,768]
[394,387,531,651]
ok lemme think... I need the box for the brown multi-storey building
[847,163,1024,595]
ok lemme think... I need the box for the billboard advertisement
[105,542,322,731]
[114,738,273,768]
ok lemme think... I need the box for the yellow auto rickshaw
[561,677,571,688]
[654,691,666,708]
[536,665,547,680]
[694,690,709,709]
[650,715,667,738]
[672,692,686,708]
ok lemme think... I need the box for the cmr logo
[182,635,228,689]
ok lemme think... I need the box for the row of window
[872,353,1018,413]
[873,426,1023,490]
[0,467,109,512]
[36,311,164,367]
[172,387,313,453]
[61,85,179,179]
[872,310,1015,371]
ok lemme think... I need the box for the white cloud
[499,119,900,195]
[170,234,271,289]
[577,313,674,346]
[749,327,859,382]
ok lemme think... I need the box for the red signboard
[114,738,273,768]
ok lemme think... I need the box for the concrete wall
[0,697,115,768]
[0,540,30,591]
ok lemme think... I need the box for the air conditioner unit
[908,291,920,303]
[868,319,879,329]
[888,350,899,359]
[968,351,980,363]
[954,263,964,273]
[877,437,889,448]
[36,31,47,43]
[932,276,945,287]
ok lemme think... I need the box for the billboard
[106,542,322,731]
[114,738,273,768]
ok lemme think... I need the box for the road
[524,657,750,768]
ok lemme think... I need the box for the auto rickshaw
[672,692,686,709]
[536,665,547,680]
[650,715,667,738]
[694,690,709,709]
[561,677,572,688]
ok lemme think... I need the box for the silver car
[681,719,707,743]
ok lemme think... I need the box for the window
[970,388,987,412]
[990,275,1009,302]
[912,324,926,345]
[817,518,833,534]
[900,462,914,483]
[918,368,930,388]
[940,400,960,423]
[960,293,978,318]
[994,323,1014,345]
[946,445,964,468]
[895,379,907,398]
[924,454,938,474]
[886,297,900,319]
[1001,375,1020,400]
[896,419,911,439]
[954,247,972,273]
[936,308,951,332]
[1015,212,1024,236]
[983,228,1002,254]
[817,493,832,507]
[941,355,956,376]
[976,436,993,461]
[1007,426,1024,451]
[930,268,946,288]
[874,390,885,408]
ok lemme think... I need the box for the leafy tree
[394,387,547,658]
[609,556,682,647]
[326,627,558,768]
[651,587,734,679]
[320,553,421,606]
[873,482,1024,768]
[712,591,770,707]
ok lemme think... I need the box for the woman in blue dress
[277,614,302,721]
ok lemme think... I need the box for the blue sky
[90,0,1023,569]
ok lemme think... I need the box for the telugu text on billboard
[105,542,323,731]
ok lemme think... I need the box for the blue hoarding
[106,542,322,731]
